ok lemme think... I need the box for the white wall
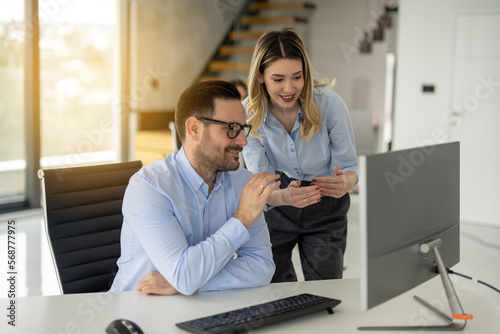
[392,0,500,150]
[392,0,456,150]
[309,0,395,153]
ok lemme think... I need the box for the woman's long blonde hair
[246,28,333,142]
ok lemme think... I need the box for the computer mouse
[106,319,144,334]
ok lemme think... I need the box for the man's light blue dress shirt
[242,86,359,181]
[110,148,275,295]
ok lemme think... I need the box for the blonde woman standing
[242,28,359,282]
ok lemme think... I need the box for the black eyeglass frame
[196,117,252,139]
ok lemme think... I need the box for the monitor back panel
[359,142,460,310]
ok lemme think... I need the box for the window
[39,0,118,167]
[0,1,120,212]
[0,2,26,206]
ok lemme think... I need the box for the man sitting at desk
[110,80,280,295]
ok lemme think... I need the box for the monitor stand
[358,239,473,331]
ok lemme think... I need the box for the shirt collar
[176,147,225,193]
[294,106,304,130]
[264,104,304,127]
[297,106,304,121]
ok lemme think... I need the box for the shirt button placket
[289,140,300,174]
[200,185,209,238]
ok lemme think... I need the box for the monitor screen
[359,142,460,311]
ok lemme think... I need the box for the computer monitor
[358,141,472,330]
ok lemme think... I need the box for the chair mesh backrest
[39,161,142,294]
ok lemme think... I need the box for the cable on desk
[446,267,500,294]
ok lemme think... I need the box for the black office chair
[38,160,143,294]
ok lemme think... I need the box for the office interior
[1,0,499,329]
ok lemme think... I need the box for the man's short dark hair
[175,80,240,143]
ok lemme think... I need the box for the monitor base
[358,239,471,331]
[358,295,466,331]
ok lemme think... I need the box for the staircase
[200,0,316,82]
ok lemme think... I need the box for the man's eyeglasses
[196,117,252,139]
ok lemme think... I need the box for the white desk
[1,277,499,333]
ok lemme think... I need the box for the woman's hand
[311,166,357,198]
[267,180,324,208]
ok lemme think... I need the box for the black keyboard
[175,293,341,334]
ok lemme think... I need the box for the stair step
[240,15,307,26]
[229,30,265,41]
[219,45,254,56]
[199,1,317,84]
[208,61,251,72]
[249,2,316,11]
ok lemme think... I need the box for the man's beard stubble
[193,140,242,175]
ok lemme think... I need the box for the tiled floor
[1,194,499,308]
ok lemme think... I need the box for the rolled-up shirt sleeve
[242,134,276,175]
[324,90,359,184]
